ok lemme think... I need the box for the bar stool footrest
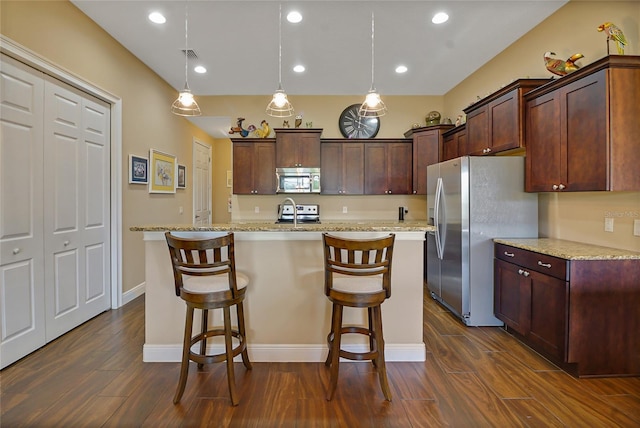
[188,328,247,365]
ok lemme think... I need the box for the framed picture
[149,149,177,193]
[129,154,148,184]
[177,164,186,189]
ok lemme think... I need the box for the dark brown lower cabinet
[494,243,640,377]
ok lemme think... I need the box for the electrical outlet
[342,206,348,214]
[179,206,183,215]
[634,219,640,236]
[604,217,614,232]
[254,206,260,213]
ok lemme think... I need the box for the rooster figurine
[544,52,584,76]
[253,120,271,138]
[597,22,627,55]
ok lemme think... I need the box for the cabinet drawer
[495,243,568,280]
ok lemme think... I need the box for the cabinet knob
[63,240,70,246]
[504,251,515,257]
[552,184,559,190]
[12,248,21,255]
[558,184,565,190]
[518,269,530,277]
[537,261,552,268]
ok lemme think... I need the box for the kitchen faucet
[282,197,297,227]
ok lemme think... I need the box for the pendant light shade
[358,12,387,118]
[266,4,294,117]
[171,4,201,117]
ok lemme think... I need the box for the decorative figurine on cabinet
[425,110,441,126]
[597,22,627,55]
[253,120,271,138]
[295,114,303,128]
[455,115,464,127]
[282,120,290,128]
[229,117,251,137]
[544,51,584,76]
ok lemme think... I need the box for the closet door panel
[0,55,45,369]
[81,98,110,307]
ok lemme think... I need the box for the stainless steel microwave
[276,167,321,193]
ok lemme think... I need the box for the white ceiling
[71,0,568,97]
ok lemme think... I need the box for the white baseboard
[122,282,145,305]
[143,343,426,363]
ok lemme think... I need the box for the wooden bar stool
[322,232,396,401]
[165,232,251,406]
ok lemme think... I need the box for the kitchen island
[132,221,433,363]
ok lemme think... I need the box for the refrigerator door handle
[434,177,444,260]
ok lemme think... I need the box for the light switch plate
[604,217,614,232]
[634,219,640,236]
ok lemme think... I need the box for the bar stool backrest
[165,232,240,297]
[322,233,395,299]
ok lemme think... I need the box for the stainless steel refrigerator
[426,156,538,326]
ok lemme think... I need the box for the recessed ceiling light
[194,66,207,74]
[148,12,166,24]
[395,65,408,74]
[287,11,302,23]
[432,12,449,24]
[293,65,305,73]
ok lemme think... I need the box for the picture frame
[177,164,186,189]
[149,149,177,193]
[129,154,148,184]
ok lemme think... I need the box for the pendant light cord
[370,12,375,89]
[278,3,282,87]
[184,3,189,87]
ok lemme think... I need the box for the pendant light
[266,3,294,117]
[171,2,201,116]
[358,12,387,118]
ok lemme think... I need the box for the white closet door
[43,79,110,341]
[0,55,46,368]
[193,139,211,225]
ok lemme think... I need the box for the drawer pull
[13,248,21,255]
[538,261,552,268]
[504,252,515,257]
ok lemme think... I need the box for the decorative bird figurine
[597,22,627,55]
[294,114,303,128]
[544,52,584,76]
[229,117,251,137]
[253,120,271,138]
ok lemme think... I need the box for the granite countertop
[131,221,434,233]
[494,238,640,261]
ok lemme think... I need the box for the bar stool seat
[165,232,252,406]
[322,232,396,401]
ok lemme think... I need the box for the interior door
[43,78,111,341]
[193,139,211,225]
[0,55,46,368]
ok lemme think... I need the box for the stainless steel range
[276,203,320,224]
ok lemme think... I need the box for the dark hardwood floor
[1,292,639,427]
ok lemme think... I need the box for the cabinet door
[364,143,388,194]
[494,259,530,336]
[489,91,519,153]
[442,134,458,162]
[562,70,607,191]
[276,131,320,167]
[342,143,364,194]
[233,143,256,194]
[387,142,412,194]
[320,143,342,194]
[528,270,567,360]
[233,142,276,194]
[412,130,439,194]
[526,91,562,192]
[253,142,276,194]
[465,107,489,155]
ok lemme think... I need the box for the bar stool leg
[174,305,194,404]
[373,305,391,401]
[326,303,343,401]
[368,307,377,368]
[223,306,239,406]
[236,301,252,370]
[325,304,336,367]
[198,309,208,369]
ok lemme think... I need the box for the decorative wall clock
[338,104,380,138]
